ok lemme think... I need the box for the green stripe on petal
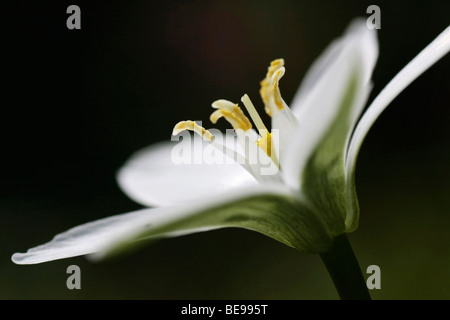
[301,71,369,236]
[94,190,334,261]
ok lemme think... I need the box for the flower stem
[319,234,371,300]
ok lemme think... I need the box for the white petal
[291,19,378,117]
[12,208,169,264]
[117,137,257,207]
[346,26,450,178]
[282,20,378,190]
[289,39,343,113]
[11,185,297,264]
[271,106,299,164]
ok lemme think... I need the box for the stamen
[240,94,268,136]
[260,59,286,117]
[172,120,214,141]
[256,132,272,157]
[210,100,252,131]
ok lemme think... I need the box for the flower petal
[12,185,333,264]
[117,136,257,207]
[271,105,299,164]
[12,208,169,264]
[344,26,450,231]
[290,19,378,117]
[287,20,378,173]
[283,19,377,190]
[282,20,378,235]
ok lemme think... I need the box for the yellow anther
[172,120,214,141]
[272,67,285,111]
[260,59,286,117]
[210,100,252,131]
[267,59,285,78]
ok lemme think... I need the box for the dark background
[1,0,449,299]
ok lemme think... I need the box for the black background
[2,0,449,299]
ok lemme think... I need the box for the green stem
[320,234,371,300]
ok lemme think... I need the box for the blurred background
[1,0,449,299]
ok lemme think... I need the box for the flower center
[172,59,287,169]
[256,132,272,157]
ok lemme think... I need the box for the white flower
[12,19,450,264]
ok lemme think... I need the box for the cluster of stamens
[172,59,287,167]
